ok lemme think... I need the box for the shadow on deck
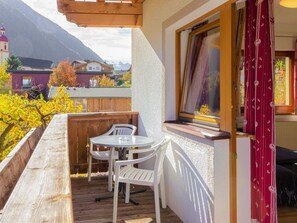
[71,176,182,223]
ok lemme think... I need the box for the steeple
[0,25,9,65]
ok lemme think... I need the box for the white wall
[87,62,101,71]
[276,118,297,150]
[132,0,252,222]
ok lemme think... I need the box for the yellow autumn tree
[0,63,11,94]
[91,75,115,87]
[48,60,77,87]
[119,72,131,87]
[0,87,82,160]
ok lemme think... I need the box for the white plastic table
[90,135,154,204]
[90,135,154,151]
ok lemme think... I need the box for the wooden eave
[57,0,143,28]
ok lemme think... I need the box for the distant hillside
[0,0,103,65]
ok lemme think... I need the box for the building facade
[0,26,9,65]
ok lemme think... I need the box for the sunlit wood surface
[57,0,143,28]
[71,176,182,223]
[278,207,297,223]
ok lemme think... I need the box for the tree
[118,72,131,87]
[0,87,82,160]
[91,75,115,87]
[6,55,21,70]
[0,63,11,94]
[48,60,77,87]
[24,84,45,100]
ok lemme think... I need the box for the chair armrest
[127,147,155,160]
[115,149,158,168]
[129,147,155,154]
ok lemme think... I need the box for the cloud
[21,0,131,63]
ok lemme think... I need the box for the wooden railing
[0,127,43,209]
[68,112,138,174]
[0,112,138,222]
[74,98,131,112]
[0,115,73,222]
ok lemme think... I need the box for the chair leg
[113,179,120,223]
[88,154,92,182]
[154,183,161,223]
[108,160,113,192]
[160,175,166,208]
[125,183,130,203]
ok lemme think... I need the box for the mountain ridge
[0,0,104,65]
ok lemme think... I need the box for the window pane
[181,26,220,118]
[22,77,32,87]
[274,57,291,106]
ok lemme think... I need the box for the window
[239,51,295,114]
[179,20,220,126]
[22,76,32,89]
[89,79,97,87]
[274,51,294,114]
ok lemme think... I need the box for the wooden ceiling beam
[58,0,142,15]
[57,0,143,28]
[66,13,142,28]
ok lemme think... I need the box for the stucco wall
[12,73,50,93]
[131,0,241,222]
[132,0,194,138]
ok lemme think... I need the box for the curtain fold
[244,0,277,222]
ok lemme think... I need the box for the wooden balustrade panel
[68,112,138,174]
[0,127,43,209]
[86,98,131,112]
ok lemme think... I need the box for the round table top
[90,135,154,148]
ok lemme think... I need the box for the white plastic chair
[88,124,137,192]
[112,137,171,223]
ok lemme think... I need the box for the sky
[21,0,131,64]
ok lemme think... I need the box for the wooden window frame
[275,51,295,114]
[175,3,237,131]
[178,20,221,127]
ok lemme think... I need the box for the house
[72,60,113,73]
[72,60,114,87]
[75,70,113,87]
[10,70,52,96]
[10,57,54,96]
[56,1,297,222]
[2,1,297,223]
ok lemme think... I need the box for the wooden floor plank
[71,176,182,223]
[278,207,297,223]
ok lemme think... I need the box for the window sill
[164,121,230,141]
[276,115,297,122]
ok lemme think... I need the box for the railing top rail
[0,114,73,222]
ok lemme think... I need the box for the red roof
[0,35,8,42]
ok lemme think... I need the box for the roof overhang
[57,0,143,28]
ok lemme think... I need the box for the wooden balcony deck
[71,175,182,223]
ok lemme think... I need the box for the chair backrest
[106,124,137,136]
[153,137,171,180]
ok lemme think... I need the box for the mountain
[0,0,103,65]
[113,62,131,71]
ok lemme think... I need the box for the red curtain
[244,0,277,222]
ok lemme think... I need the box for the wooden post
[220,2,237,223]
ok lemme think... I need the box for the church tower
[0,26,9,65]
